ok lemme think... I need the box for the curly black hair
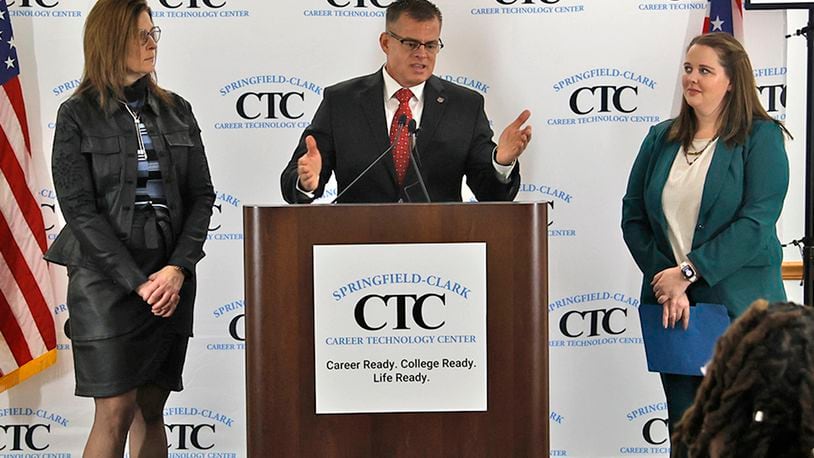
[671,300,814,457]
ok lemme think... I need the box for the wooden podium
[244,203,549,457]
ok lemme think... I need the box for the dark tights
[84,384,170,458]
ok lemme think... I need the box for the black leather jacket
[45,88,215,293]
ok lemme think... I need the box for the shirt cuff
[492,147,516,184]
[296,177,316,199]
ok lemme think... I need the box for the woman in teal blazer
[621,33,790,436]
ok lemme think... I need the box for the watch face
[682,265,694,278]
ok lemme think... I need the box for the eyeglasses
[387,31,443,54]
[137,26,161,46]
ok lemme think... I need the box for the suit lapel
[646,141,679,236]
[358,71,397,185]
[417,76,447,155]
[698,140,737,221]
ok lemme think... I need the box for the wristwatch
[679,261,698,283]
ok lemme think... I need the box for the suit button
[697,224,704,230]
[126,180,134,185]
[123,205,131,211]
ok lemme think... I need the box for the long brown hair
[671,300,814,457]
[75,0,169,110]
[668,32,790,149]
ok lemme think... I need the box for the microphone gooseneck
[406,119,431,203]
[331,115,408,204]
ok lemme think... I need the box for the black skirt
[67,206,190,398]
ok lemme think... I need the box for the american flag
[0,0,57,392]
[704,0,744,39]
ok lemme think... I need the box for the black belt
[134,204,173,251]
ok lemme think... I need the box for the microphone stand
[405,119,431,203]
[331,115,408,204]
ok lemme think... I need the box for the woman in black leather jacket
[44,0,214,455]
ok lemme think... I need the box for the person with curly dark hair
[671,300,814,457]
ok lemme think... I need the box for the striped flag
[704,0,744,40]
[0,1,57,392]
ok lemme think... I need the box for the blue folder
[638,303,731,376]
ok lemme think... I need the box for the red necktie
[389,88,413,186]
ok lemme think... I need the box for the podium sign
[313,243,487,414]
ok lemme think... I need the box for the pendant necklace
[683,137,717,166]
[121,101,147,161]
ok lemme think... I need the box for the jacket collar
[144,91,160,115]
[698,139,737,221]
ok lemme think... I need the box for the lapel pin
[437,96,445,104]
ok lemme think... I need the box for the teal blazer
[622,119,789,318]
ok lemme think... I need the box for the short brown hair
[75,0,168,109]
[669,32,789,149]
[386,0,442,28]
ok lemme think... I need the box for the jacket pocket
[164,130,193,175]
[743,239,780,267]
[80,135,123,193]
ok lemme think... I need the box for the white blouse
[662,137,718,264]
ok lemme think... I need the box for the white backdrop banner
[0,0,791,456]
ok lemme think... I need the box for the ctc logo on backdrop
[496,0,560,3]
[158,0,225,7]
[0,424,50,452]
[228,313,244,342]
[39,188,59,240]
[559,307,627,338]
[327,0,392,7]
[355,293,446,331]
[206,191,243,241]
[758,84,786,114]
[6,0,58,7]
[570,85,637,115]
[208,203,223,232]
[236,92,304,120]
[643,417,669,446]
[166,424,215,451]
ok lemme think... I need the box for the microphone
[332,114,408,204]
[404,119,431,203]
[408,120,420,167]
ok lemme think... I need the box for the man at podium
[280,0,532,204]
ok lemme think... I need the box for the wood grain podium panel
[244,203,548,457]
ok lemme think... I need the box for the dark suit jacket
[45,88,215,338]
[281,70,520,203]
[622,119,788,318]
